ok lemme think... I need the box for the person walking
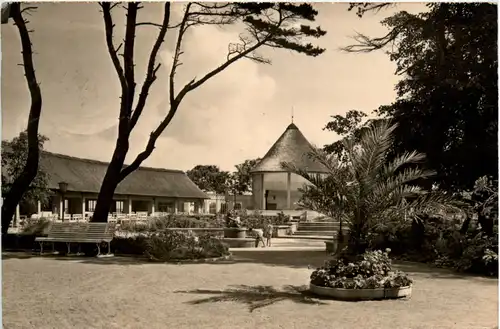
[265,223,274,247]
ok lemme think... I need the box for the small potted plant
[223,211,247,239]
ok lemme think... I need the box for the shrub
[118,215,225,233]
[366,215,499,276]
[21,217,51,236]
[142,231,230,262]
[238,211,290,229]
[435,230,498,276]
[112,235,149,255]
[310,249,413,289]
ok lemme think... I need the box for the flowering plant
[310,249,413,289]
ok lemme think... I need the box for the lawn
[2,243,498,329]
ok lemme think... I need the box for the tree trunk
[2,4,42,234]
[90,144,128,222]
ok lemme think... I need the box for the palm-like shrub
[283,121,454,255]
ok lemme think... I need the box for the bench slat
[40,222,116,245]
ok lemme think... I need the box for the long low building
[12,151,209,221]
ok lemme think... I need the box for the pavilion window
[158,202,174,213]
[209,202,216,214]
[87,199,97,212]
[116,201,124,214]
[220,202,227,214]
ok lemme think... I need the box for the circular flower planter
[309,283,412,301]
[223,227,247,239]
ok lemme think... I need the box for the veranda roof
[37,151,208,199]
[251,123,329,174]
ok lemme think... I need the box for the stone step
[296,227,340,233]
[279,235,332,241]
[293,230,336,236]
[298,223,340,226]
[299,224,339,227]
[300,224,336,227]
[283,235,332,241]
[297,224,339,231]
[299,222,339,225]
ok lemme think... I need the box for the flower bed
[112,231,230,261]
[309,249,413,301]
[118,215,225,233]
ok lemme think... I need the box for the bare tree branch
[99,2,127,91]
[119,7,287,180]
[20,6,37,15]
[123,2,138,117]
[136,22,163,28]
[192,3,231,10]
[348,3,394,18]
[129,2,171,131]
[169,3,192,108]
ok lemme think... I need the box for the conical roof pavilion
[251,123,329,173]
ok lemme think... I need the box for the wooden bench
[35,222,116,257]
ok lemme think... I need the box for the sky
[1,2,426,172]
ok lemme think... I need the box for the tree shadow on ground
[1,249,329,268]
[175,284,329,312]
[3,250,497,282]
[1,251,150,266]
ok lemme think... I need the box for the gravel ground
[2,247,498,329]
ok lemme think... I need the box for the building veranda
[11,151,209,223]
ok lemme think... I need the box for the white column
[151,198,156,215]
[82,196,86,215]
[174,199,178,214]
[37,200,42,215]
[15,204,20,226]
[127,196,132,214]
[286,172,291,209]
[59,196,63,219]
[261,174,266,210]
[215,196,221,213]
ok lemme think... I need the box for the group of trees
[326,3,497,193]
[186,158,261,196]
[292,2,498,255]
[285,121,457,254]
[2,132,51,220]
[1,2,326,230]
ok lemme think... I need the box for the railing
[23,211,217,225]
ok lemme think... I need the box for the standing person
[265,223,274,247]
[249,227,265,248]
[233,212,241,227]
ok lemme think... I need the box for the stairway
[292,220,340,239]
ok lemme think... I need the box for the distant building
[201,191,252,214]
[225,192,253,211]
[8,151,209,221]
[250,123,329,211]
